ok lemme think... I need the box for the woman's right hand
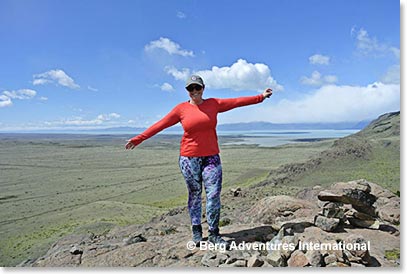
[125,140,136,150]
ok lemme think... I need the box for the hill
[254,111,400,193]
[23,112,400,267]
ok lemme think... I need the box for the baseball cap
[185,75,204,88]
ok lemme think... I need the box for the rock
[318,190,377,216]
[219,217,231,227]
[305,249,323,266]
[371,183,400,224]
[201,252,229,267]
[326,261,350,267]
[246,195,318,224]
[247,255,264,267]
[69,246,83,255]
[324,254,337,265]
[343,249,363,264]
[230,187,242,197]
[267,228,284,255]
[321,202,345,219]
[266,251,286,267]
[280,235,299,259]
[261,260,274,267]
[333,180,372,193]
[81,242,156,267]
[201,251,218,267]
[347,218,381,229]
[352,210,376,220]
[122,234,147,246]
[344,235,371,265]
[225,257,238,264]
[230,259,247,267]
[314,215,341,232]
[350,262,365,267]
[287,250,309,267]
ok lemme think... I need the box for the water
[217,129,359,147]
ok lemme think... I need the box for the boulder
[317,190,376,216]
[344,234,371,265]
[347,218,381,229]
[314,215,341,232]
[321,202,345,219]
[247,255,264,267]
[246,195,318,225]
[287,250,309,267]
[305,249,323,266]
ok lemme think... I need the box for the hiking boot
[192,225,203,246]
[208,228,230,250]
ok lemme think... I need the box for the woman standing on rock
[125,75,272,247]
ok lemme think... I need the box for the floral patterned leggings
[179,154,222,231]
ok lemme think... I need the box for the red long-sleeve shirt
[130,94,265,157]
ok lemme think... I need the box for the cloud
[33,69,80,89]
[351,27,399,58]
[48,113,121,126]
[381,65,400,84]
[300,71,338,86]
[144,37,194,57]
[87,86,98,92]
[3,89,36,99]
[165,66,191,81]
[160,82,174,91]
[220,81,399,124]
[309,54,330,65]
[176,11,186,19]
[0,89,37,108]
[0,95,12,108]
[166,59,283,92]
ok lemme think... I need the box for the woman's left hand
[262,88,273,99]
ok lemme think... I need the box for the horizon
[0,0,400,131]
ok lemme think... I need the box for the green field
[0,134,335,267]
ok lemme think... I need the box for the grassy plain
[0,133,334,266]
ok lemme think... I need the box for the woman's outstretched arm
[125,106,180,150]
[216,88,272,113]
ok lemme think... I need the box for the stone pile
[314,179,395,232]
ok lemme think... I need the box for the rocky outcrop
[25,179,399,267]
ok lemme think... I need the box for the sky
[0,0,401,131]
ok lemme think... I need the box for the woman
[125,75,272,247]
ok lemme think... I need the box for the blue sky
[0,0,401,131]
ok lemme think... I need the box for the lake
[217,129,359,147]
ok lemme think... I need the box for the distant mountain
[216,121,371,131]
[99,120,372,133]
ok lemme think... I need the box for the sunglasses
[186,84,203,92]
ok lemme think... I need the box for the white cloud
[144,37,194,57]
[309,54,330,65]
[220,81,399,123]
[381,65,400,84]
[351,27,399,58]
[176,11,186,19]
[300,71,338,86]
[0,95,12,108]
[39,96,48,101]
[0,89,37,108]
[166,59,283,92]
[33,69,80,89]
[87,86,98,92]
[52,113,121,126]
[165,66,191,81]
[160,82,174,91]
[3,89,36,99]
